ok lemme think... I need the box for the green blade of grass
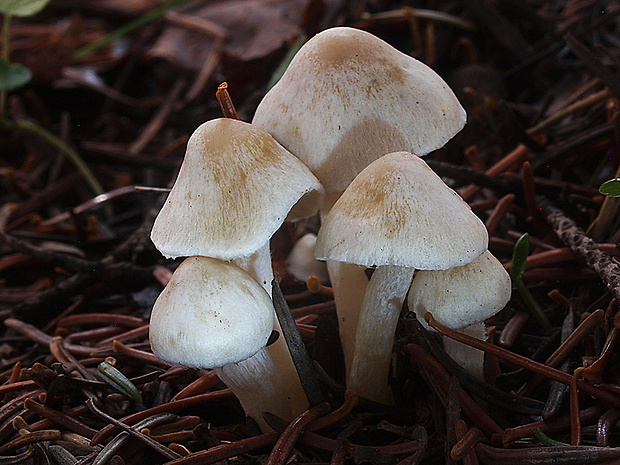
[74,0,194,61]
[266,34,307,90]
[510,233,530,280]
[534,428,569,447]
[510,233,553,332]
[5,118,105,198]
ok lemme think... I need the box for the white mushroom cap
[315,152,488,269]
[252,27,466,193]
[408,250,512,330]
[285,233,329,284]
[149,256,275,368]
[151,118,323,259]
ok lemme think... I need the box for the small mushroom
[253,27,466,376]
[407,250,512,379]
[315,152,488,403]
[285,233,329,284]
[149,256,291,431]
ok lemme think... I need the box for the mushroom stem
[347,265,415,404]
[233,242,309,417]
[233,243,274,296]
[442,322,487,380]
[326,260,368,378]
[215,346,291,432]
[268,320,309,416]
[320,192,369,381]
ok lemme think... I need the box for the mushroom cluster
[315,152,493,403]
[253,26,469,379]
[149,118,323,428]
[253,27,511,403]
[150,25,512,417]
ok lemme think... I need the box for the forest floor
[0,0,620,464]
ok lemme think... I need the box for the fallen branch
[538,196,620,303]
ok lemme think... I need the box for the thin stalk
[510,233,553,332]
[0,13,11,118]
[215,347,291,433]
[215,82,238,119]
[0,17,105,212]
[348,265,415,404]
[73,0,194,60]
[272,277,324,407]
[233,243,309,417]
[361,7,476,31]
[1,118,105,198]
[534,428,569,447]
[513,277,552,332]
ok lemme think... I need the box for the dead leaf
[148,0,308,72]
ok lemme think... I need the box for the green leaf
[599,178,620,197]
[0,0,51,17]
[0,58,32,91]
[510,233,529,279]
[534,428,569,447]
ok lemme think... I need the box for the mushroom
[252,26,466,195]
[407,250,512,379]
[315,152,488,403]
[253,26,466,376]
[285,233,329,284]
[151,118,322,286]
[149,256,291,431]
[150,118,323,416]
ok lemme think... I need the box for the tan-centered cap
[252,27,466,193]
[149,256,275,368]
[408,250,512,330]
[151,118,323,259]
[315,152,488,269]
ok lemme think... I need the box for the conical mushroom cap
[408,250,512,330]
[315,152,488,269]
[252,27,466,193]
[151,118,323,259]
[149,256,275,368]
